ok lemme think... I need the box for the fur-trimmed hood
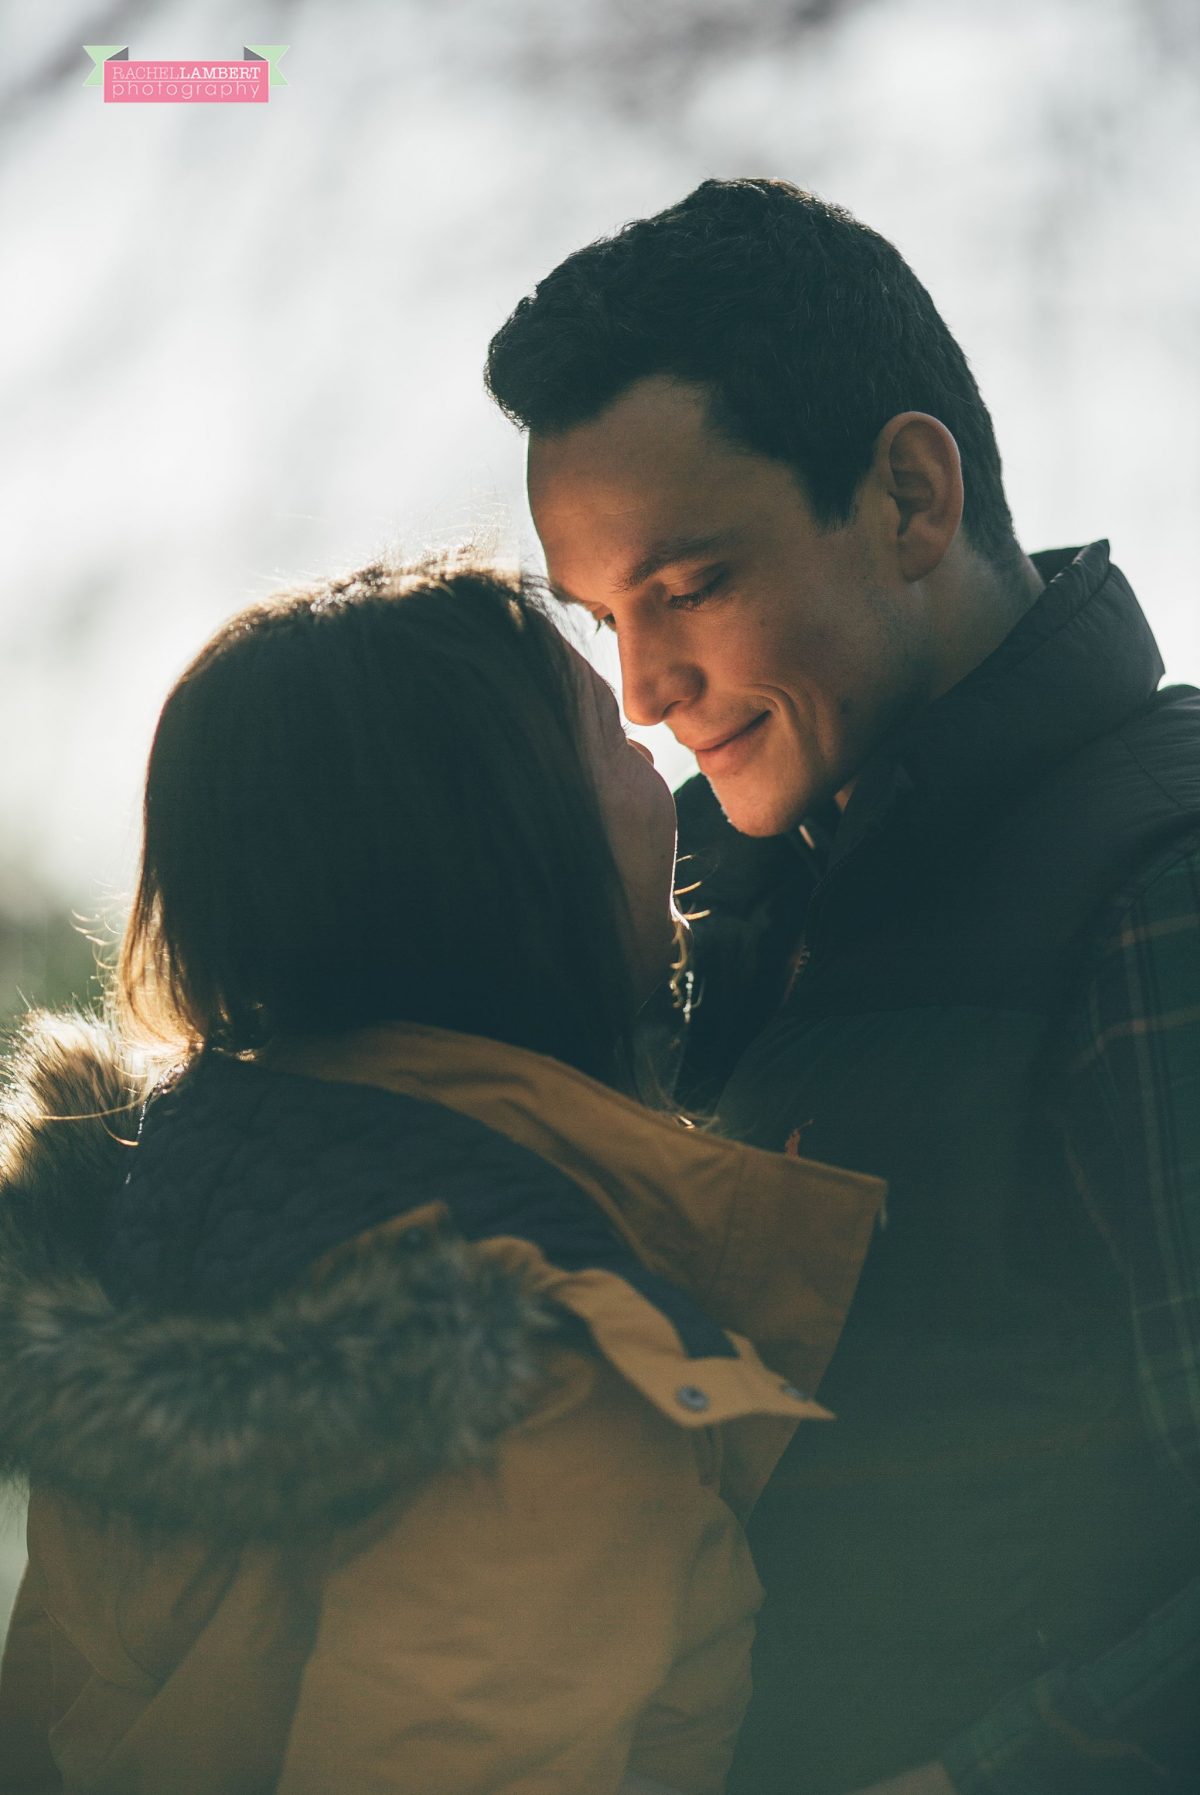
[0,1013,559,1536]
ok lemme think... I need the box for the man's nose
[617,618,702,728]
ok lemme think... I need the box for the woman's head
[117,558,677,1084]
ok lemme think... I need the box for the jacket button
[781,1383,810,1402]
[676,1384,710,1413]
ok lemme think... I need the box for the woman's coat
[0,1014,882,1794]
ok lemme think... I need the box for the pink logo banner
[84,47,288,102]
[103,60,268,103]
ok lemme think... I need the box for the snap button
[780,1383,810,1402]
[676,1384,710,1413]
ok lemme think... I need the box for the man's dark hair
[487,177,1020,580]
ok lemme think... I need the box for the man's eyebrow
[548,581,589,608]
[617,530,741,592]
[547,530,742,609]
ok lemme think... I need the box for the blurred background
[2,0,1198,1641]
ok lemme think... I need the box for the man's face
[528,375,933,837]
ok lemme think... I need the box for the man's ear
[872,411,964,581]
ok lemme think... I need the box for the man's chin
[706,778,808,840]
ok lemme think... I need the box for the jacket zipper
[788,828,891,1231]
[783,939,812,1003]
[787,829,877,995]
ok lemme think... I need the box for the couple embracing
[1,180,1197,1795]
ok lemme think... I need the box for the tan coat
[0,1017,882,1794]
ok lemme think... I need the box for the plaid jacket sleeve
[941,837,1200,1795]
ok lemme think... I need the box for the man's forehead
[526,380,783,593]
[530,443,745,583]
[526,377,732,511]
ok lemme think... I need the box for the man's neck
[833,547,1046,815]
[928,546,1045,704]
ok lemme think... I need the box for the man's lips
[689,712,770,770]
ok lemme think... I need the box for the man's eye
[588,570,725,632]
[667,570,726,610]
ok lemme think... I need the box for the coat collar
[259,1020,883,1404]
[831,541,1164,870]
[0,1012,881,1533]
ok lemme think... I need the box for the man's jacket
[672,542,1200,1795]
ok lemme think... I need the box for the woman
[0,558,881,1794]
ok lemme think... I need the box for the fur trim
[0,1009,148,1280]
[0,1013,556,1535]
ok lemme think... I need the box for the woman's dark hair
[116,558,646,1086]
[486,177,1022,585]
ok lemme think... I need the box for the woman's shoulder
[0,1011,821,1542]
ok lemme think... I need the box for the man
[485,180,1200,1794]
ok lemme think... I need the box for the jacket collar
[0,1012,881,1533]
[259,1021,883,1391]
[831,542,1163,870]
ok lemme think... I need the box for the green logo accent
[82,46,128,86]
[243,44,290,86]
